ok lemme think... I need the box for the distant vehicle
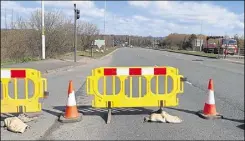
[202,36,238,55]
[221,39,238,55]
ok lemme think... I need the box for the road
[1,48,244,140]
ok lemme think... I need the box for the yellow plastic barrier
[1,68,49,114]
[87,66,184,108]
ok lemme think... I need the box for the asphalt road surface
[1,48,244,140]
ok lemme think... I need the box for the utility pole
[112,36,114,47]
[153,37,155,48]
[5,8,7,29]
[91,41,94,57]
[129,35,130,46]
[11,9,14,29]
[73,3,80,62]
[104,0,106,51]
[41,0,46,59]
[199,20,203,51]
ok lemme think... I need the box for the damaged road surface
[2,48,244,140]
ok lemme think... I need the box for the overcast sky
[1,1,244,37]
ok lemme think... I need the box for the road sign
[94,40,105,49]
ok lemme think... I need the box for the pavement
[1,55,96,74]
[153,48,244,65]
[1,48,244,140]
[223,58,244,65]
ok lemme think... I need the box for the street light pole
[41,0,45,59]
[199,20,203,51]
[74,3,77,62]
[104,0,106,51]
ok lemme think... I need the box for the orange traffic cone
[196,79,223,119]
[58,80,82,123]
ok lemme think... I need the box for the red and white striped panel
[1,70,26,78]
[103,67,166,76]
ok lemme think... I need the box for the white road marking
[185,81,192,85]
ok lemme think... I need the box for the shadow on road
[221,117,244,123]
[237,124,244,130]
[43,106,155,123]
[165,107,197,115]
[1,113,21,121]
[165,107,244,130]
[43,106,244,129]
[42,109,61,117]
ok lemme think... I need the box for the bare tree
[77,21,100,51]
[1,9,101,62]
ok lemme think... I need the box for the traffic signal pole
[73,4,80,62]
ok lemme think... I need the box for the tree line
[1,9,244,63]
[157,33,244,50]
[1,9,161,62]
[1,10,101,62]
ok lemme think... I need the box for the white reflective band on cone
[205,90,215,105]
[67,91,77,106]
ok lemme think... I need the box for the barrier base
[58,113,82,123]
[155,107,164,114]
[196,110,223,120]
[152,107,164,114]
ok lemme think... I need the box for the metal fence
[238,48,244,56]
[154,46,244,60]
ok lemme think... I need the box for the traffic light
[76,9,80,20]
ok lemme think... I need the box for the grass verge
[159,49,218,58]
[1,47,117,66]
[1,57,40,66]
[62,47,117,59]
